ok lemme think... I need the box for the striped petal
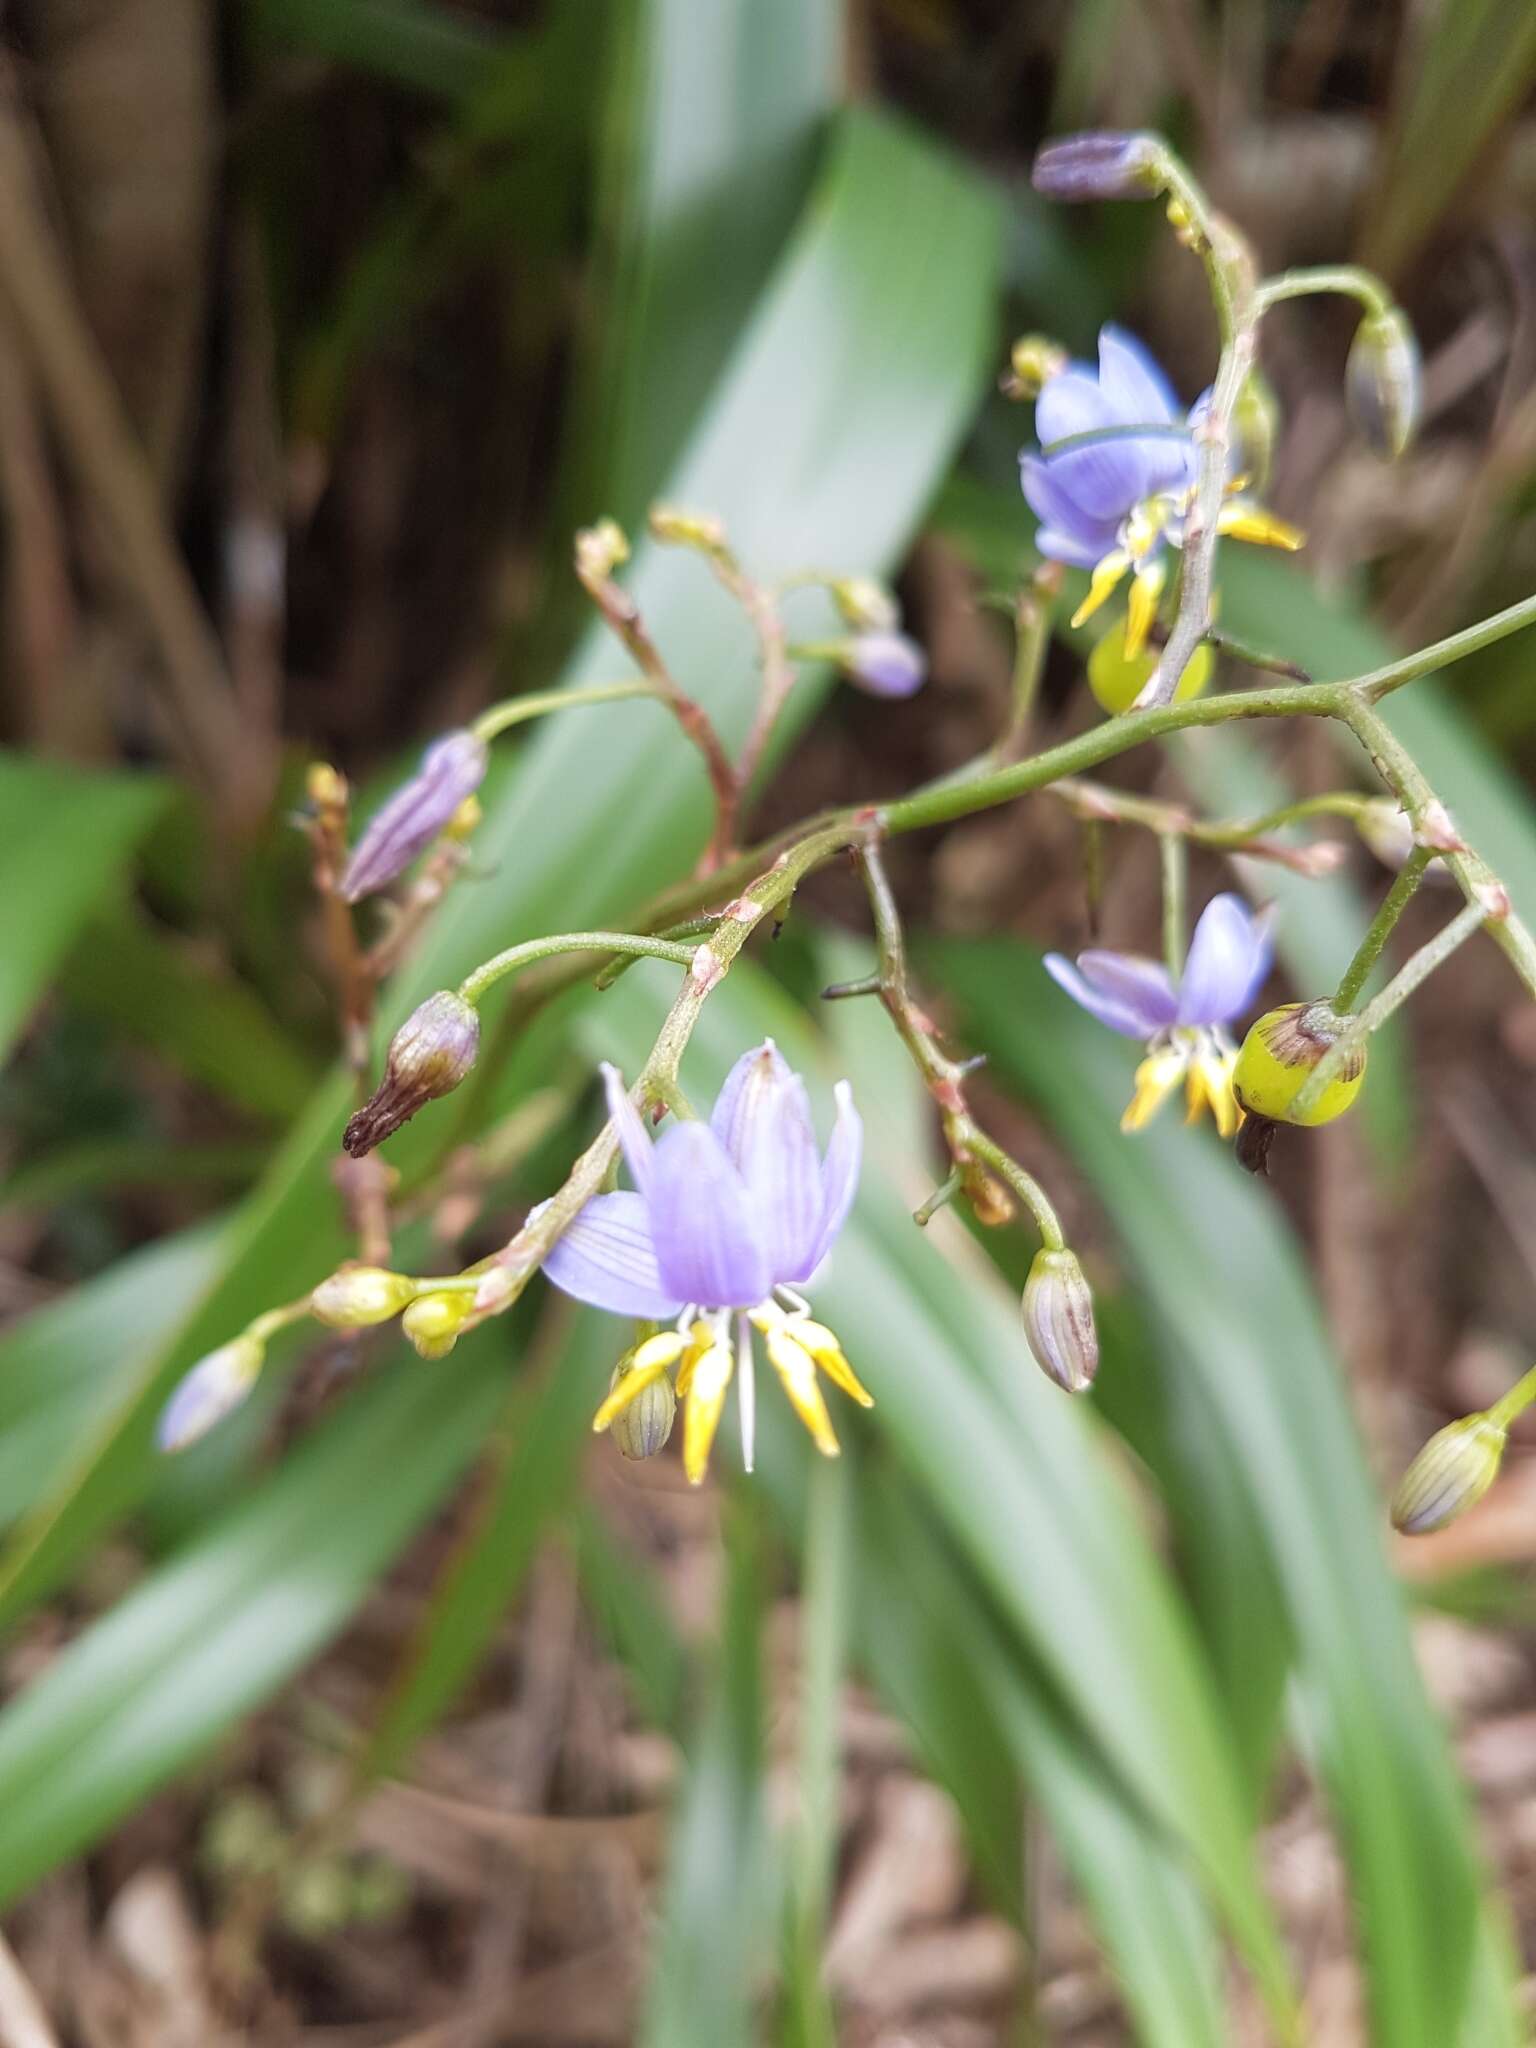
[1177,893,1273,1027]
[793,1081,862,1282]
[1045,952,1171,1039]
[647,1121,771,1310]
[540,1190,683,1319]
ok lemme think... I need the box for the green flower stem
[1332,847,1432,1015]
[1050,778,1364,871]
[470,679,661,743]
[858,841,1065,1252]
[457,932,698,1007]
[249,1296,323,1343]
[1488,1364,1536,1432]
[1340,697,1536,998]
[782,1454,850,2048]
[1159,831,1187,977]
[1291,897,1491,1121]
[1254,265,1393,318]
[992,573,1057,762]
[913,1168,964,1227]
[1355,589,1536,702]
[464,823,851,1325]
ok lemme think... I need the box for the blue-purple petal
[1035,366,1118,447]
[793,1081,862,1282]
[647,1121,771,1309]
[1097,325,1180,428]
[1021,457,1122,563]
[1176,893,1271,1026]
[1044,952,1166,1038]
[540,1190,683,1320]
[601,1062,657,1201]
[1074,950,1180,1029]
[710,1042,824,1279]
[340,730,488,902]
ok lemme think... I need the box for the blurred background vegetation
[2,1,1536,2042]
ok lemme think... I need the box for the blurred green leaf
[575,1506,691,1737]
[248,0,508,100]
[0,752,168,1068]
[0,1339,505,1909]
[939,938,1507,2047]
[0,1139,263,1218]
[1363,0,1536,277]
[856,1470,1228,2048]
[569,0,840,536]
[357,1309,604,1783]
[59,908,319,1122]
[640,1498,771,2048]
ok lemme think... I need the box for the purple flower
[1031,131,1163,203]
[340,730,487,903]
[542,1042,871,1482]
[1044,893,1273,1135]
[1020,327,1302,662]
[841,630,927,699]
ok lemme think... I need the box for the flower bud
[1346,307,1421,461]
[1232,368,1281,492]
[1088,617,1211,715]
[608,1357,677,1461]
[1391,1413,1506,1535]
[840,630,926,700]
[648,504,727,550]
[1022,1247,1099,1394]
[574,518,629,581]
[401,1291,472,1359]
[1005,335,1068,400]
[1232,1001,1366,1127]
[157,1334,265,1453]
[830,576,899,633]
[311,1266,418,1328]
[339,731,488,902]
[1031,131,1163,203]
[343,992,480,1157]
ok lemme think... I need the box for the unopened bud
[311,1265,418,1328]
[340,731,488,902]
[648,504,726,550]
[307,762,347,811]
[840,630,927,700]
[444,794,481,843]
[1354,798,1415,871]
[1022,1247,1099,1394]
[343,992,480,1157]
[608,1356,678,1461]
[830,576,899,633]
[575,518,629,581]
[1391,1413,1506,1535]
[1232,368,1281,492]
[1005,335,1069,400]
[1346,307,1421,461]
[402,1291,472,1359]
[1233,1001,1366,1127]
[157,1334,265,1452]
[1031,131,1163,204]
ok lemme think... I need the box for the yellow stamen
[1121,1045,1188,1133]
[672,1319,715,1399]
[763,1328,841,1459]
[591,1330,685,1434]
[682,1340,734,1485]
[1216,502,1304,551]
[1070,550,1131,630]
[791,1319,875,1407]
[1124,563,1165,660]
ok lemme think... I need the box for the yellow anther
[1121,1045,1188,1133]
[1070,550,1131,630]
[682,1340,734,1485]
[763,1328,841,1459]
[1124,564,1165,660]
[591,1330,686,1433]
[1215,503,1304,551]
